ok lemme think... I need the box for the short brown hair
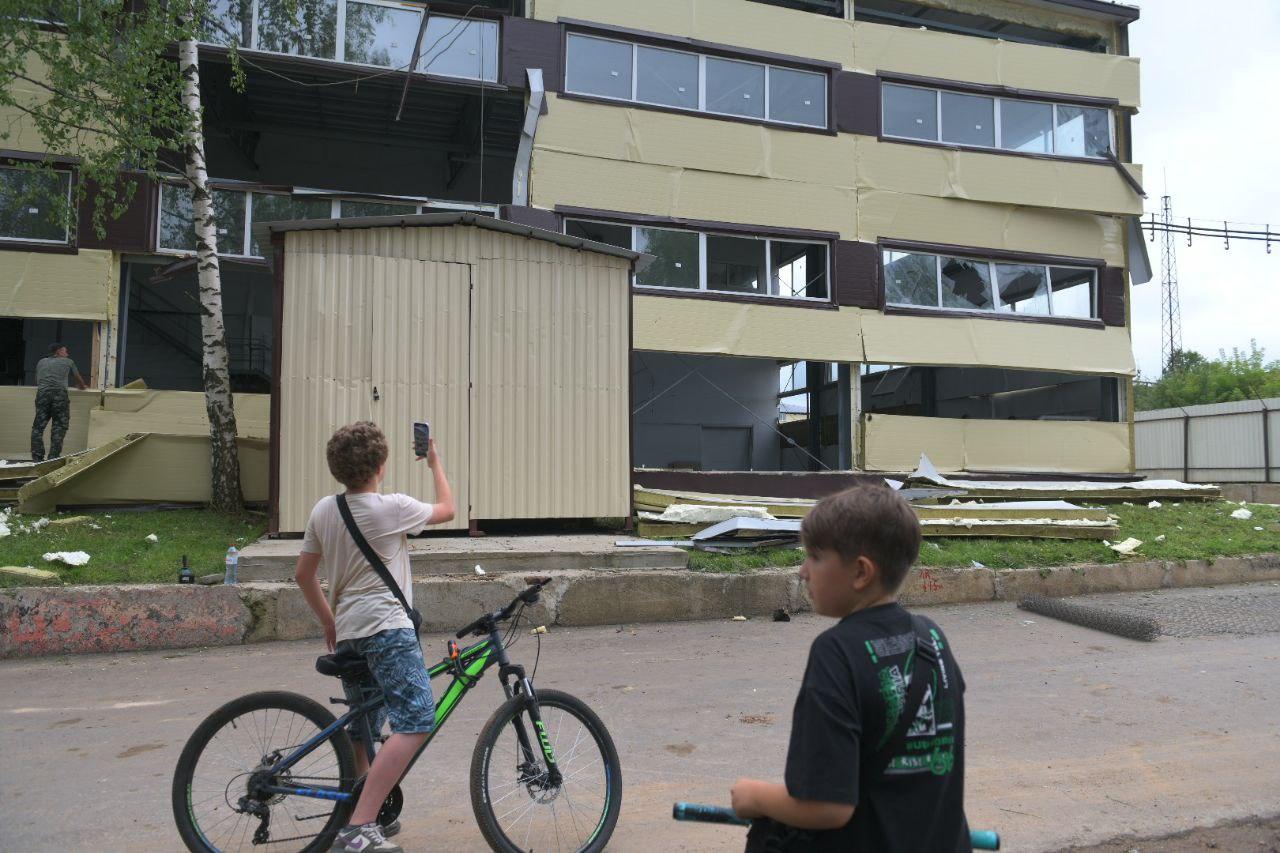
[800,484,922,592]
[326,421,388,489]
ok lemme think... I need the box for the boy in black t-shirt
[730,485,972,852]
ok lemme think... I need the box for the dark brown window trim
[559,17,841,72]
[882,304,1105,330]
[879,238,1105,269]
[556,205,840,243]
[556,90,837,136]
[0,239,78,255]
[634,286,838,311]
[1,149,79,167]
[877,71,1122,109]
[876,133,1115,168]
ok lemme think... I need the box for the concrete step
[236,534,689,581]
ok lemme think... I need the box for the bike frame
[255,626,561,804]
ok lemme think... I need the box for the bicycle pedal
[329,697,350,706]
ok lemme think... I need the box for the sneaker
[330,822,402,852]
[380,818,401,838]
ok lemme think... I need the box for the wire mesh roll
[1018,595,1161,642]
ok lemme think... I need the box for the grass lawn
[0,507,266,587]
[688,500,1280,573]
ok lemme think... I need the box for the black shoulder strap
[335,493,414,621]
[868,614,941,779]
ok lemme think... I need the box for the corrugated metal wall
[276,224,632,531]
[1136,398,1280,483]
[470,256,631,518]
[278,232,374,533]
[370,258,470,531]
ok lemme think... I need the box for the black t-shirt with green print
[783,602,971,852]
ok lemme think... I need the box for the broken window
[566,218,829,300]
[1054,104,1112,158]
[706,234,768,294]
[884,248,1099,319]
[746,0,844,16]
[882,84,1114,159]
[636,45,699,110]
[564,34,828,128]
[854,0,1110,53]
[862,364,1121,422]
[0,165,72,244]
[0,317,93,385]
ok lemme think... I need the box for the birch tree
[0,0,243,511]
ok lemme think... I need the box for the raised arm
[424,439,455,524]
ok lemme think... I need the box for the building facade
[1,0,1149,478]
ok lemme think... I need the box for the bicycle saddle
[315,650,368,678]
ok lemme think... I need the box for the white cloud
[1129,0,1280,377]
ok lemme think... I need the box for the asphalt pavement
[2,583,1278,851]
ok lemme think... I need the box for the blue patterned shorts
[336,627,436,739]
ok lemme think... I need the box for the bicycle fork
[496,653,563,787]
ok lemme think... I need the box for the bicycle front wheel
[172,690,357,853]
[470,688,623,853]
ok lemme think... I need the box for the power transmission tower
[1159,194,1182,373]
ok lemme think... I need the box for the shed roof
[255,211,649,269]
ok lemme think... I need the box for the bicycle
[171,576,622,853]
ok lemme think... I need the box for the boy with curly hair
[730,484,971,851]
[295,421,455,853]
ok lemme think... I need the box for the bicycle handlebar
[455,576,552,638]
[672,803,1000,850]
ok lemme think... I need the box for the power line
[1142,215,1275,251]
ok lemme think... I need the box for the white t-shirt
[300,492,433,643]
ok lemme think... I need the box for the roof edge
[1032,0,1140,23]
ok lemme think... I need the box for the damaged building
[1,0,1151,528]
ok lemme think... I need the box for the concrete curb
[2,554,1278,659]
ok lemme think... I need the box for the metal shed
[260,213,642,533]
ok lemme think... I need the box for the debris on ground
[731,615,747,621]
[1107,537,1144,555]
[0,565,60,583]
[1230,507,1253,520]
[1018,594,1160,642]
[42,550,91,566]
[198,573,222,585]
[1155,535,1166,542]
[655,503,774,524]
[772,608,791,622]
[474,565,486,576]
[1148,501,1162,509]
[145,533,159,543]
[906,454,1221,501]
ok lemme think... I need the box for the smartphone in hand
[413,422,430,458]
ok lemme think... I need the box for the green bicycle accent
[534,719,557,763]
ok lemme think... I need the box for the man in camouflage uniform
[30,342,87,462]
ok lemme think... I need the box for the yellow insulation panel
[0,387,97,459]
[531,149,857,238]
[634,294,862,363]
[860,311,1134,375]
[87,390,272,446]
[537,94,856,187]
[853,21,1140,108]
[863,413,1131,474]
[0,248,116,320]
[533,0,856,68]
[856,191,1125,267]
[856,137,1143,217]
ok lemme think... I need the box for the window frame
[0,163,75,246]
[564,216,832,302]
[880,81,1116,161]
[156,181,498,259]
[563,31,830,130]
[882,246,1099,320]
[199,2,499,83]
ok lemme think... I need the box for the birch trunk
[178,31,243,512]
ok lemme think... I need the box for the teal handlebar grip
[672,803,751,827]
[971,829,1001,850]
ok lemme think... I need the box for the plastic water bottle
[224,544,239,585]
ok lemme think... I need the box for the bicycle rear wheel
[172,690,357,853]
[470,688,622,853]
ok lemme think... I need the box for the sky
[1128,0,1280,378]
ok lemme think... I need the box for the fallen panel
[692,517,803,541]
[906,454,1220,500]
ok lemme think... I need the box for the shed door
[370,259,471,531]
